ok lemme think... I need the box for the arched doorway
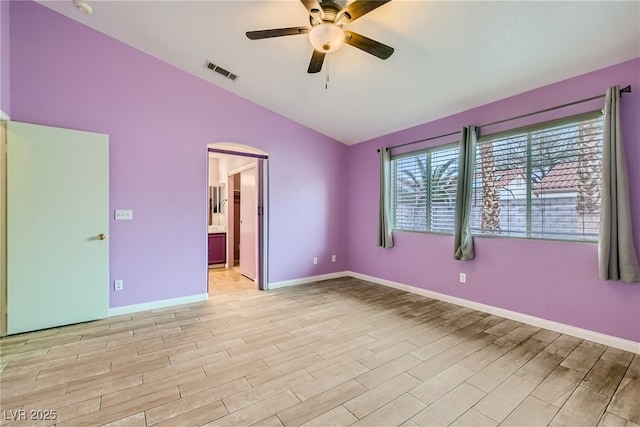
[206,143,268,293]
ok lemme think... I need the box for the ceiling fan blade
[336,0,391,24]
[344,31,394,59]
[246,27,310,40]
[308,50,326,73]
[300,0,324,20]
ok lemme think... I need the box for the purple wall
[9,1,349,307]
[347,58,640,343]
[0,0,10,115]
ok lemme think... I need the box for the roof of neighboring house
[477,163,582,193]
[496,169,525,189]
[474,162,588,194]
[535,162,579,193]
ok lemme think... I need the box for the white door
[240,166,256,280]
[7,122,109,334]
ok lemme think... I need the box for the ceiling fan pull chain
[325,55,330,90]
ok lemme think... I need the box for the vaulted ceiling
[37,1,640,145]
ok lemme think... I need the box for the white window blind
[391,144,459,233]
[472,111,603,241]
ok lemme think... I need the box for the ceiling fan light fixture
[73,0,93,15]
[308,23,345,53]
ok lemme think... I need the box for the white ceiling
[37,1,640,145]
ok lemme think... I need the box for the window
[391,144,459,233]
[471,112,603,241]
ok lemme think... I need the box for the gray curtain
[454,126,477,260]
[377,148,394,248]
[599,86,640,283]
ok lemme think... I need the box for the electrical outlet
[313,257,318,265]
[332,254,336,262]
[459,273,466,284]
[114,280,123,291]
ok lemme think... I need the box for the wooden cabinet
[208,233,226,265]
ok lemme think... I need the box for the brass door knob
[97,233,107,240]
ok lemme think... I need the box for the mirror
[208,184,227,226]
[210,185,225,214]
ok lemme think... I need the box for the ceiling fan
[246,0,394,74]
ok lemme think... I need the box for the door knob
[97,233,107,240]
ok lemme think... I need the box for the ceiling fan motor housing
[309,1,343,25]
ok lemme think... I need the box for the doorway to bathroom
[206,144,268,295]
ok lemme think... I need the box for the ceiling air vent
[205,61,238,81]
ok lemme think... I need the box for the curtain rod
[378,84,631,152]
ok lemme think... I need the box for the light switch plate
[115,209,133,220]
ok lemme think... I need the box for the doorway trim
[207,143,269,291]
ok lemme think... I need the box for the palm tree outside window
[391,144,459,233]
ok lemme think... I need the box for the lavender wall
[0,0,10,115]
[9,1,349,308]
[348,58,640,343]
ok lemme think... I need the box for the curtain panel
[453,126,477,260]
[377,148,394,248]
[598,85,640,283]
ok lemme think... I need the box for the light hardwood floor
[208,267,256,295]
[1,276,639,426]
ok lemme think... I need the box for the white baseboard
[346,271,640,354]
[108,293,209,317]
[0,110,10,120]
[105,273,639,354]
[268,271,350,290]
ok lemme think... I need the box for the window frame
[390,142,460,234]
[473,110,604,243]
